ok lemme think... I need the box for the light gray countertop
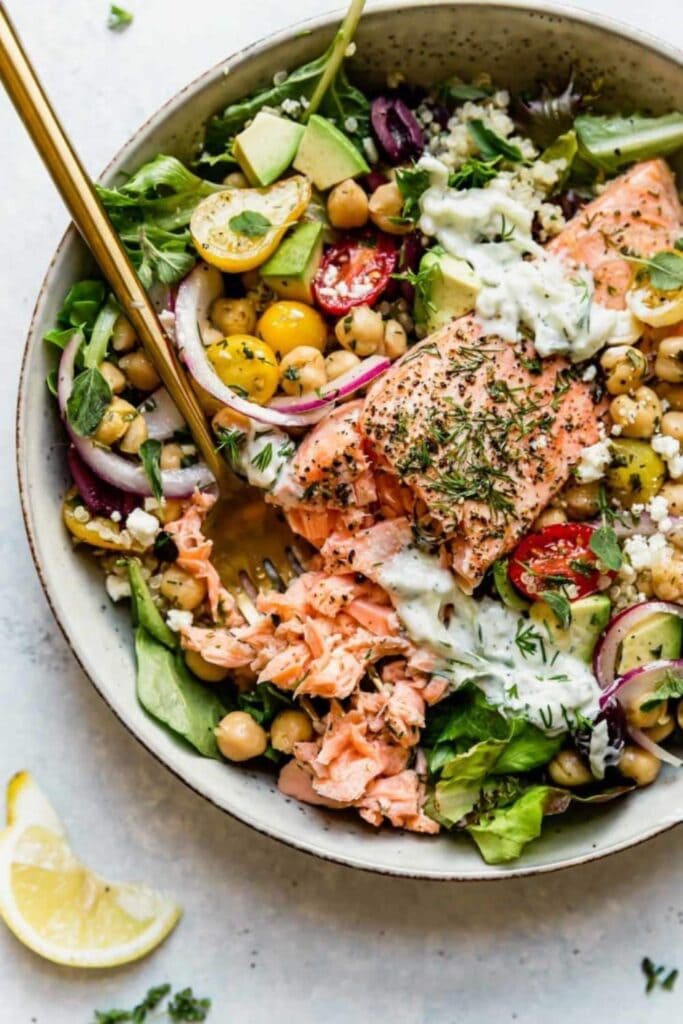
[1,1,681,1020]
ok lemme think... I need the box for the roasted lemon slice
[0,772,180,967]
[190,176,311,272]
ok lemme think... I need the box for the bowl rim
[16,0,683,880]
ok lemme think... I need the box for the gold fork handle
[0,2,227,486]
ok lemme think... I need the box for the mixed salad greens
[46,0,683,863]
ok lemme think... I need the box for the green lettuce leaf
[575,112,683,173]
[466,785,556,864]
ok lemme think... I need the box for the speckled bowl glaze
[17,1,683,879]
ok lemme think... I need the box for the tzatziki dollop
[417,155,639,361]
[376,545,601,735]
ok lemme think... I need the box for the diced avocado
[618,613,683,674]
[260,221,324,303]
[413,249,481,332]
[293,114,369,191]
[607,439,665,508]
[128,560,175,649]
[530,594,612,663]
[493,559,530,612]
[233,111,305,187]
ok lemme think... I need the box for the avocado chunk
[413,249,481,332]
[233,111,305,187]
[260,221,324,303]
[618,612,683,674]
[128,560,175,650]
[493,559,530,612]
[293,114,369,191]
[530,594,611,663]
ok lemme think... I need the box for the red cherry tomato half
[508,523,614,601]
[313,233,398,316]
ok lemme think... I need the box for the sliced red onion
[58,333,213,497]
[600,659,683,709]
[175,263,325,429]
[268,355,391,414]
[593,600,683,690]
[138,387,186,441]
[628,727,683,768]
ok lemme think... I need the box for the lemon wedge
[0,772,180,967]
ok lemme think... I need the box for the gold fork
[0,2,304,593]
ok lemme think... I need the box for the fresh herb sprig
[627,250,683,292]
[229,210,272,238]
[139,439,163,503]
[590,485,622,571]
[467,120,523,162]
[108,4,133,31]
[641,957,679,994]
[93,985,211,1023]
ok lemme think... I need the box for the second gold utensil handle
[0,2,226,484]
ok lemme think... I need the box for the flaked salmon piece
[257,642,311,688]
[360,323,602,591]
[356,771,440,834]
[297,710,387,803]
[278,759,346,809]
[181,624,254,668]
[165,492,238,623]
[322,518,413,578]
[549,159,683,307]
[346,598,400,636]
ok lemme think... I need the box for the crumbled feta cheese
[652,434,683,479]
[166,609,193,632]
[73,505,90,523]
[105,574,131,603]
[281,98,301,117]
[623,533,671,572]
[125,508,160,549]
[581,364,597,382]
[648,494,670,524]
[144,497,162,512]
[344,116,358,134]
[362,136,379,164]
[110,510,122,523]
[344,42,356,57]
[575,439,612,483]
[611,424,623,436]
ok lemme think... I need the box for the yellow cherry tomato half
[257,301,328,358]
[63,492,144,552]
[206,335,279,404]
[190,176,312,273]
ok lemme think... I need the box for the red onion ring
[628,727,683,768]
[58,334,213,497]
[600,659,683,708]
[175,264,325,430]
[268,355,391,414]
[593,600,683,690]
[138,387,186,441]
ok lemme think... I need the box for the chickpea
[325,349,361,381]
[382,319,408,360]
[625,692,666,730]
[279,346,327,396]
[119,413,148,455]
[618,745,661,786]
[210,297,257,338]
[327,178,369,229]
[368,181,411,235]
[655,335,683,383]
[270,709,314,753]
[118,350,160,392]
[651,552,683,601]
[654,381,683,411]
[100,360,126,394]
[562,481,600,521]
[533,507,568,530]
[160,443,184,471]
[92,397,137,446]
[184,648,229,683]
[160,565,207,610]
[223,170,249,188]
[600,345,647,395]
[215,711,267,762]
[335,305,385,356]
[609,386,661,439]
[660,482,683,517]
[111,314,137,353]
[661,410,683,443]
[548,749,593,787]
[644,714,676,744]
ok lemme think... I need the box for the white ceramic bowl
[17,1,683,879]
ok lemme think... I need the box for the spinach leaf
[44,279,107,350]
[575,112,683,173]
[107,4,133,30]
[467,120,522,162]
[589,523,622,571]
[97,155,221,288]
[135,628,225,759]
[395,165,431,221]
[238,682,294,726]
[139,439,163,503]
[128,560,175,649]
[202,0,368,159]
[229,210,272,238]
[66,365,112,436]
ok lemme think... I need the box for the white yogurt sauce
[417,157,639,362]
[376,546,601,735]
[238,428,294,491]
